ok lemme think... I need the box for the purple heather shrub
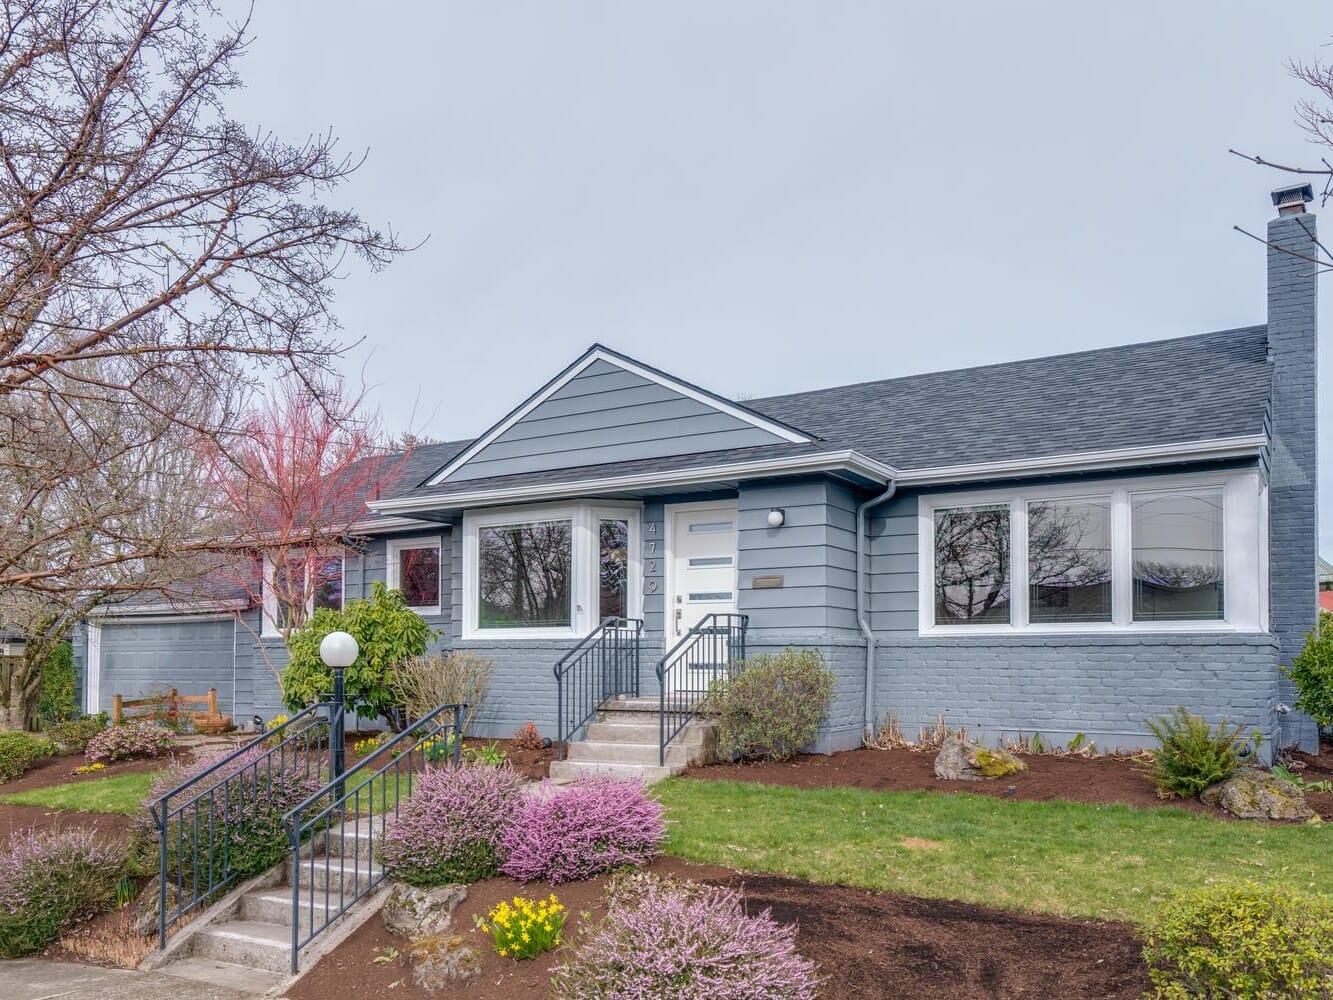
[549,872,820,1000]
[380,762,525,886]
[85,721,176,763]
[499,776,666,884]
[0,827,124,958]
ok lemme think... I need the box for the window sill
[917,621,1258,638]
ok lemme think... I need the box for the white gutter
[90,599,248,620]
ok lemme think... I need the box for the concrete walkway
[0,960,262,1000]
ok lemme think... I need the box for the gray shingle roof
[745,326,1272,470]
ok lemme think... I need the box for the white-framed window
[462,502,642,640]
[261,551,344,637]
[917,470,1266,635]
[387,536,444,616]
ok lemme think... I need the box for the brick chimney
[1266,182,1320,751]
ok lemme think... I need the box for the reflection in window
[1028,498,1112,623]
[312,555,343,611]
[934,506,1011,625]
[598,519,629,620]
[1132,489,1224,621]
[398,545,440,608]
[478,521,572,629]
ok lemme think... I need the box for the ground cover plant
[549,870,819,1000]
[0,828,124,957]
[654,778,1332,925]
[0,731,53,782]
[379,762,524,885]
[1143,707,1257,799]
[709,648,834,761]
[500,775,666,884]
[0,770,159,814]
[85,722,176,763]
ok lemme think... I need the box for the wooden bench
[112,687,230,732]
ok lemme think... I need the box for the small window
[1132,489,1225,622]
[312,555,343,611]
[262,550,343,637]
[478,520,573,629]
[598,519,629,620]
[391,541,441,611]
[933,505,1011,625]
[1028,497,1112,624]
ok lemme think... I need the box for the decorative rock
[1201,769,1315,821]
[409,933,480,992]
[131,875,181,937]
[933,734,1028,781]
[383,882,468,937]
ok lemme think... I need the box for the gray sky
[224,2,1332,554]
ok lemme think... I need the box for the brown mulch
[349,735,557,783]
[684,744,1333,821]
[1287,739,1333,818]
[286,856,1150,1000]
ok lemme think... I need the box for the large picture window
[463,504,641,639]
[919,472,1263,634]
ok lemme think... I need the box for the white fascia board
[91,600,248,620]
[894,435,1266,487]
[375,450,895,515]
[346,515,453,534]
[424,347,811,487]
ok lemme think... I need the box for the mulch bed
[349,735,557,783]
[287,856,1150,1000]
[684,743,1333,821]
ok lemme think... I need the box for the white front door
[664,501,740,693]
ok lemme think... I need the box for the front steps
[549,696,717,784]
[153,819,385,992]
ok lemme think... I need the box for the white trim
[261,549,345,638]
[425,347,810,486]
[386,535,444,616]
[91,600,248,619]
[917,469,1265,636]
[347,515,449,535]
[461,500,643,641]
[662,499,740,653]
[896,435,1266,487]
[97,612,240,625]
[84,623,101,715]
[377,450,894,516]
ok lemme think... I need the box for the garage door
[95,618,236,718]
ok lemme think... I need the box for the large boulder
[409,933,480,992]
[383,882,468,938]
[933,734,1027,781]
[1201,769,1315,821]
[131,875,181,937]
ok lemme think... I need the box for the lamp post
[319,630,358,803]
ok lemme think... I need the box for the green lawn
[0,770,161,814]
[654,778,1331,925]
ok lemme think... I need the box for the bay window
[463,504,641,639]
[920,471,1263,633]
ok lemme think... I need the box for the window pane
[598,519,629,621]
[1132,489,1224,622]
[478,520,572,629]
[313,556,342,611]
[398,545,440,608]
[1028,498,1112,623]
[934,505,1011,625]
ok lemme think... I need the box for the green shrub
[47,713,109,755]
[1283,609,1333,729]
[0,731,53,783]
[0,828,123,957]
[36,642,76,727]
[708,648,835,762]
[1143,707,1256,799]
[282,582,434,719]
[1143,883,1333,998]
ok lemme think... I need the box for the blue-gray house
[76,187,1323,760]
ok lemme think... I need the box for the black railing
[656,613,747,765]
[283,703,464,974]
[554,617,643,759]
[148,705,331,950]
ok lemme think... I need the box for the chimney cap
[1271,182,1315,213]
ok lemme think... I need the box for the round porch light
[767,508,785,527]
[319,630,359,669]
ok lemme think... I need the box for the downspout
[857,479,897,742]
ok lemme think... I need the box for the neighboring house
[1320,555,1333,613]
[75,186,1323,756]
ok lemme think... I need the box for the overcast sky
[223,2,1332,554]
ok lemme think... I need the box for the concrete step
[548,759,677,784]
[241,886,354,934]
[565,740,701,768]
[307,819,386,861]
[582,720,707,745]
[288,854,383,895]
[157,956,286,994]
[192,919,292,975]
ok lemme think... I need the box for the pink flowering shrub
[0,828,123,957]
[86,721,176,763]
[549,871,820,1000]
[499,776,665,884]
[380,762,525,886]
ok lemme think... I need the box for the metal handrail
[148,704,331,949]
[283,702,464,974]
[656,613,747,765]
[554,617,643,759]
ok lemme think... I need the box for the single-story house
[75,186,1323,758]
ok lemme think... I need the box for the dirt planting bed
[287,856,1150,1000]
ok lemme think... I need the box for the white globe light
[319,630,359,668]
[766,508,785,528]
